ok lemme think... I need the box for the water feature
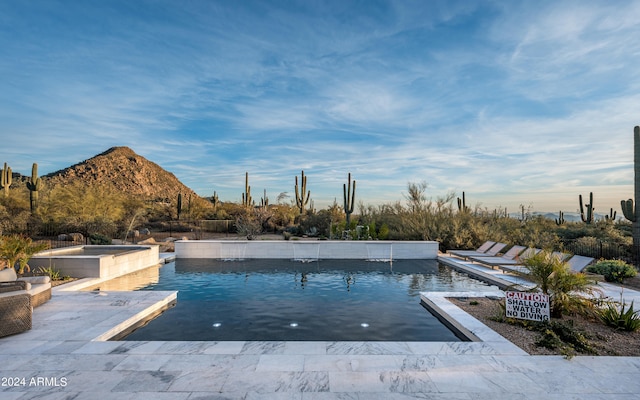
[366,242,393,262]
[292,241,320,262]
[175,240,438,259]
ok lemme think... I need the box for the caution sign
[505,291,550,322]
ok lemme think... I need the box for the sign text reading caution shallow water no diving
[505,291,550,322]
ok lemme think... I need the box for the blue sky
[1,0,639,213]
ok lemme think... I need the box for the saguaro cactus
[295,170,310,215]
[260,189,269,208]
[457,191,469,213]
[242,172,252,207]
[555,210,565,225]
[1,162,12,197]
[25,163,42,213]
[579,192,594,224]
[177,192,183,220]
[621,199,635,222]
[211,191,219,210]
[605,208,617,222]
[343,173,356,227]
[621,126,640,263]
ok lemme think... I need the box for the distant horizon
[1,1,638,214]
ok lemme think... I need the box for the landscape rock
[68,232,84,242]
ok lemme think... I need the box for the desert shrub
[377,223,389,240]
[586,259,637,283]
[89,233,112,245]
[235,214,262,239]
[535,320,596,358]
[598,301,640,332]
[298,209,333,237]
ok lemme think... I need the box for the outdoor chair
[448,242,507,259]
[565,255,595,273]
[468,245,528,267]
[0,268,51,308]
[0,288,32,338]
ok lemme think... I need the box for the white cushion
[18,276,51,285]
[0,268,17,282]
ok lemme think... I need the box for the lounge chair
[566,255,595,273]
[500,253,595,274]
[468,245,528,266]
[447,241,494,257]
[448,242,507,259]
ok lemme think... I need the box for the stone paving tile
[166,370,228,392]
[159,354,260,373]
[257,354,306,371]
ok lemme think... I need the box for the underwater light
[212,323,222,328]
[289,322,299,327]
[360,323,369,328]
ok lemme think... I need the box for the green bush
[586,260,637,283]
[598,301,640,332]
[37,265,61,280]
[535,320,596,358]
[89,233,112,245]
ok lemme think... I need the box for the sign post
[505,291,550,322]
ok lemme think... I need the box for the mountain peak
[45,147,199,202]
[99,146,137,157]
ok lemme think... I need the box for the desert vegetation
[0,140,636,269]
[0,172,634,264]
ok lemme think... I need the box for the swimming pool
[118,258,497,342]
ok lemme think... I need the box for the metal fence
[560,239,632,262]
[5,219,237,249]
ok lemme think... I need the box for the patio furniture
[448,242,507,259]
[566,255,595,272]
[0,291,32,338]
[0,268,51,308]
[468,245,528,266]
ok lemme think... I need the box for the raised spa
[30,245,160,278]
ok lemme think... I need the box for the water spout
[366,243,393,263]
[292,242,320,262]
[222,242,247,261]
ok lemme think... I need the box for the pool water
[122,259,496,341]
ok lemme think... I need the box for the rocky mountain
[45,146,202,203]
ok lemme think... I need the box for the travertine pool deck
[1,255,640,398]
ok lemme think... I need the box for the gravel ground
[450,297,640,356]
